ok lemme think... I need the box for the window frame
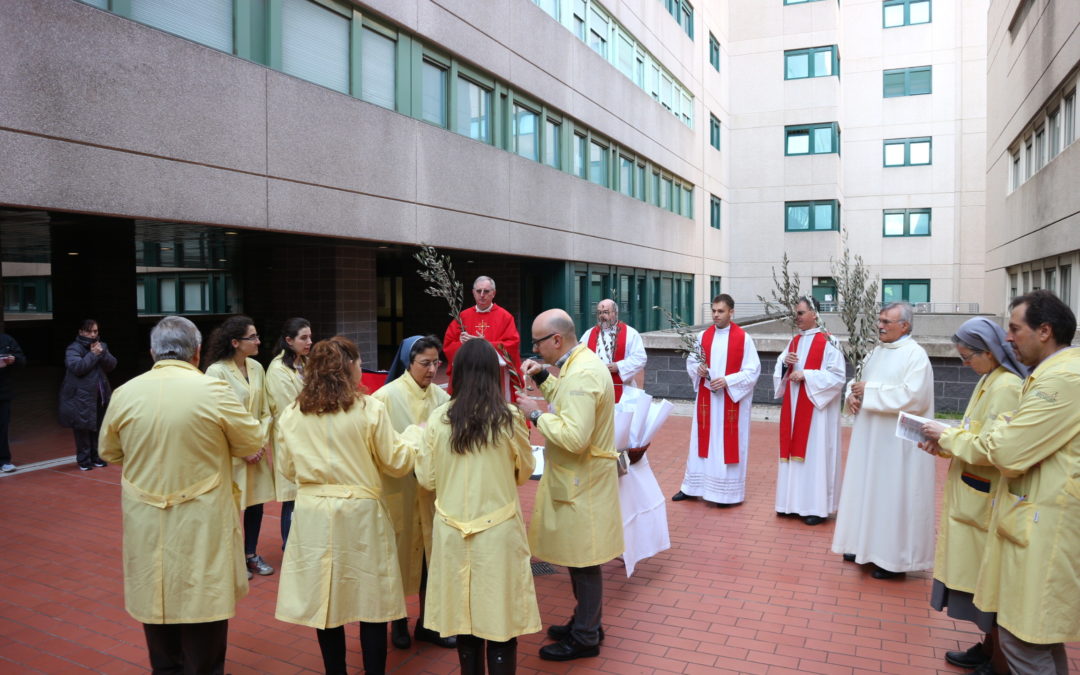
[709,194,721,230]
[883,0,931,28]
[784,45,838,80]
[785,200,840,232]
[883,136,932,167]
[708,33,720,72]
[882,279,931,304]
[883,65,932,97]
[709,114,721,150]
[882,208,931,237]
[785,122,840,156]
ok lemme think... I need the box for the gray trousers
[568,565,603,647]
[998,626,1069,675]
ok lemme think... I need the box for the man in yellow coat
[99,316,263,675]
[924,290,1080,674]
[516,308,624,662]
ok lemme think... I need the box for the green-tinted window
[589,140,608,186]
[785,123,839,155]
[573,133,587,178]
[709,195,721,229]
[883,66,931,97]
[420,59,448,127]
[130,0,233,53]
[663,0,694,39]
[709,114,721,150]
[455,76,491,142]
[883,279,930,303]
[785,46,837,79]
[709,33,720,71]
[785,200,839,231]
[884,0,930,27]
[544,118,561,168]
[618,156,634,196]
[588,7,608,57]
[514,104,538,160]
[884,137,931,166]
[681,185,693,217]
[635,164,646,200]
[281,0,349,94]
[651,172,660,206]
[360,26,395,109]
[661,177,672,209]
[533,0,559,19]
[710,276,721,299]
[883,209,931,236]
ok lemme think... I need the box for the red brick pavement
[1,416,1077,674]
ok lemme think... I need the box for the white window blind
[130,0,233,53]
[281,0,350,94]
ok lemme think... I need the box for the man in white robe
[831,302,935,579]
[580,299,647,402]
[673,294,760,506]
[773,297,845,525]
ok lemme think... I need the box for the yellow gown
[415,403,541,641]
[371,373,449,595]
[99,360,263,623]
[206,358,274,508]
[938,347,1080,643]
[273,396,420,629]
[265,352,302,502]
[529,345,624,567]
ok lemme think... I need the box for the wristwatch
[528,409,543,424]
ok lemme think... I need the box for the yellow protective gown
[938,347,1080,644]
[206,358,274,508]
[273,396,421,629]
[371,373,449,595]
[933,366,1021,594]
[265,352,303,502]
[99,360,263,624]
[416,402,541,641]
[530,345,624,567]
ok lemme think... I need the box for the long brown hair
[202,315,254,368]
[297,336,363,415]
[447,339,515,454]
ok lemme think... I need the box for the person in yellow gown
[925,317,1025,675]
[204,316,274,579]
[274,336,421,675]
[416,338,540,675]
[371,335,455,650]
[264,317,312,548]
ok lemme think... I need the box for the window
[1048,108,1061,160]
[710,276,722,300]
[1061,265,1072,307]
[1009,273,1018,300]
[573,133,587,178]
[709,34,720,72]
[130,0,233,53]
[635,164,646,200]
[572,0,586,40]
[360,26,396,109]
[455,76,491,142]
[619,156,634,197]
[884,137,931,166]
[709,195,721,229]
[1065,91,1076,145]
[588,7,608,58]
[513,104,538,161]
[883,279,930,303]
[785,46,837,79]
[661,177,672,210]
[681,185,693,217]
[651,171,660,205]
[883,66,931,97]
[544,118,561,168]
[1035,127,1046,169]
[533,0,559,19]
[883,208,931,236]
[709,114,721,150]
[1024,137,1033,179]
[785,123,839,155]
[785,200,839,231]
[281,0,350,94]
[589,140,608,187]
[883,0,930,28]
[182,279,209,312]
[1045,267,1057,295]
[663,0,694,39]
[420,59,448,127]
[1011,150,1021,190]
[159,278,177,313]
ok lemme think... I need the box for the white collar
[474,304,493,314]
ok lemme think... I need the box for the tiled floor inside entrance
[1,415,1076,674]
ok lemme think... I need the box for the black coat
[0,333,26,401]
[58,337,117,429]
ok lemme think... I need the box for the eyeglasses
[473,288,494,295]
[237,334,260,342]
[532,332,557,349]
[878,319,905,326]
[415,359,442,369]
[958,351,984,364]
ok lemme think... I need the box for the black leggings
[315,621,386,675]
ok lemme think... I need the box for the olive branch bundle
[414,245,464,332]
[653,305,707,364]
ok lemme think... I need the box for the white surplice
[830,336,936,572]
[618,454,670,577]
[772,328,846,518]
[580,323,647,388]
[680,325,761,503]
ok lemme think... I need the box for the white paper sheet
[895,411,938,443]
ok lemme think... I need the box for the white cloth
[617,454,670,577]
[830,337,936,572]
[680,326,760,503]
[772,328,846,518]
[580,323,647,387]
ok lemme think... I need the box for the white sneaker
[1,463,15,473]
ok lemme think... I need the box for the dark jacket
[59,336,117,429]
[0,333,26,401]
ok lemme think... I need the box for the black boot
[456,634,484,675]
[390,617,411,649]
[487,637,517,675]
[360,621,387,675]
[315,626,347,675]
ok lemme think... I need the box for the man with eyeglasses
[831,302,935,580]
[580,299,646,403]
[372,335,455,651]
[443,276,521,396]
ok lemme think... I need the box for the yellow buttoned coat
[529,345,624,567]
[265,353,302,502]
[416,403,540,641]
[206,358,274,508]
[939,348,1080,644]
[99,360,263,624]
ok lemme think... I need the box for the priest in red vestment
[580,299,647,402]
[443,276,521,384]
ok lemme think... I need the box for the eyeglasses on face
[532,332,557,349]
[237,334,260,342]
[473,288,495,295]
[958,350,984,364]
[415,359,442,369]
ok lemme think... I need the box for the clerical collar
[474,304,494,313]
[800,327,821,336]
[554,344,582,369]
[713,324,731,333]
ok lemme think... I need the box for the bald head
[596,299,618,329]
[535,309,576,338]
[532,309,577,360]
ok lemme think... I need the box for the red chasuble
[779,331,828,462]
[586,322,628,402]
[695,323,745,464]
[443,303,521,378]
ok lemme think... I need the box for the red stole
[586,323,628,402]
[695,323,745,464]
[779,332,828,462]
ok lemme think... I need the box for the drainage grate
[531,561,558,576]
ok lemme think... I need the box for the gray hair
[795,296,819,313]
[882,302,914,333]
[150,316,202,362]
[597,298,619,318]
[473,275,496,291]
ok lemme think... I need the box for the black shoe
[711,501,740,508]
[391,617,411,649]
[415,625,457,649]
[671,491,694,501]
[538,636,599,661]
[546,623,605,643]
[78,464,93,471]
[776,511,797,518]
[803,516,825,525]
[870,566,905,580]
[945,641,989,669]
[842,553,857,563]
[91,459,107,468]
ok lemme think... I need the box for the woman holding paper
[921,317,1025,675]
